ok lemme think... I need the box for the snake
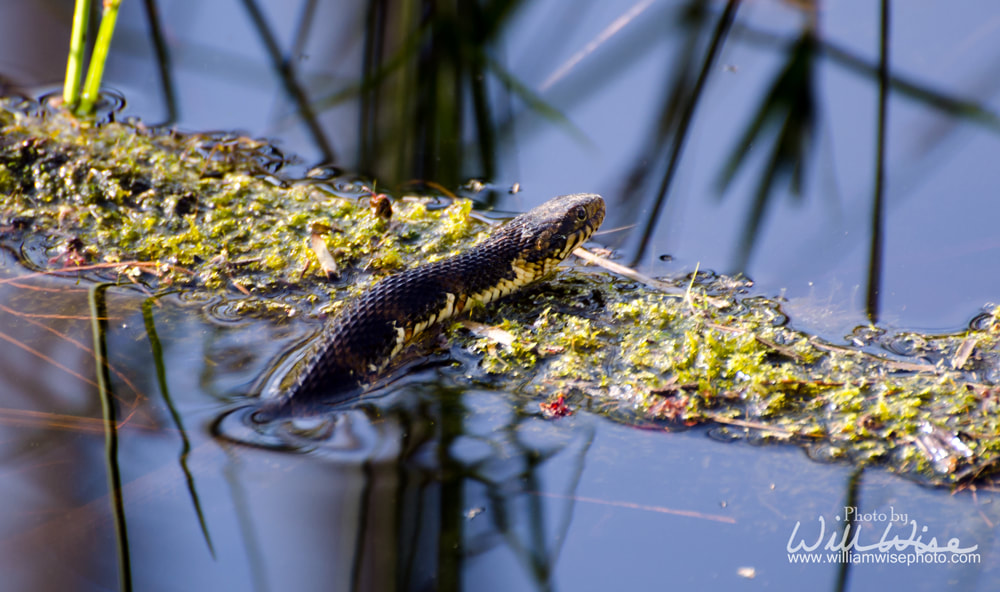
[257,193,605,417]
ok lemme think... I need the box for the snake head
[507,193,605,262]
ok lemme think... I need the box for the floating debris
[540,394,573,419]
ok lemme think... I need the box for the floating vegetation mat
[0,96,489,319]
[3,96,1000,486]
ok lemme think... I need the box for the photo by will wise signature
[786,506,980,566]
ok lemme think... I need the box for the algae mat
[2,97,999,486]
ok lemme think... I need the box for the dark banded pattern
[271,193,605,412]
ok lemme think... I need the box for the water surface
[3,1,1000,590]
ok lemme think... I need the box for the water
[4,1,1000,590]
[0,247,997,590]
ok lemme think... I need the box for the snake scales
[260,193,605,416]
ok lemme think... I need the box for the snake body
[266,193,605,413]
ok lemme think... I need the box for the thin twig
[0,260,194,287]
[572,246,677,292]
[528,490,736,524]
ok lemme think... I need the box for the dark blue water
[3,1,1000,590]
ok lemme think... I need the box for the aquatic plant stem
[142,298,215,557]
[63,0,92,108]
[239,0,336,162]
[140,0,178,125]
[79,0,123,116]
[834,465,865,592]
[866,0,890,323]
[89,282,133,592]
[630,0,739,268]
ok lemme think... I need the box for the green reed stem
[78,0,123,115]
[63,0,92,108]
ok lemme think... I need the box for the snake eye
[575,206,587,221]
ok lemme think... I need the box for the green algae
[449,270,1000,486]
[0,101,489,318]
[3,98,1000,486]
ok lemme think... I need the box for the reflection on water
[6,0,1000,330]
[6,0,1000,589]
[0,252,998,591]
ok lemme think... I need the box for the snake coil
[261,193,605,416]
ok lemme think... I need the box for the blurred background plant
[6,0,1000,329]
